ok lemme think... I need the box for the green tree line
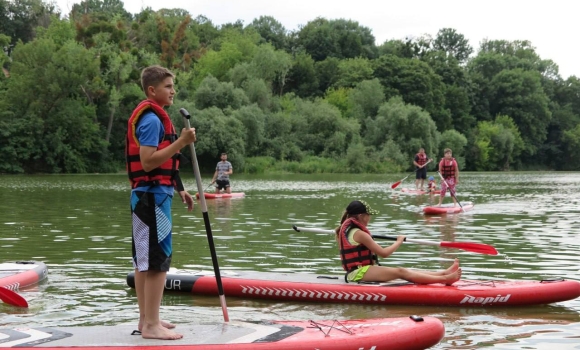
[1,0,579,174]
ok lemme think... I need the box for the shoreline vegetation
[1,0,579,175]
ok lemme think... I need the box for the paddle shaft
[292,226,497,255]
[180,108,229,322]
[0,286,28,308]
[292,226,430,245]
[436,171,465,213]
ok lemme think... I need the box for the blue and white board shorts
[131,192,173,272]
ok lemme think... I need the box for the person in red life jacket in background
[334,200,461,285]
[413,148,432,191]
[427,176,438,194]
[126,65,196,340]
[437,148,460,207]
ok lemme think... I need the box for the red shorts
[440,178,456,197]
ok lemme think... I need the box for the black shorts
[215,179,230,190]
[416,167,427,179]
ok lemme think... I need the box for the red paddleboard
[0,316,444,350]
[423,202,474,215]
[127,269,580,307]
[0,261,48,290]
[196,192,245,199]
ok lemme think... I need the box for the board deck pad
[0,317,446,349]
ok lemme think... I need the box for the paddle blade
[0,286,28,308]
[391,181,402,189]
[440,242,498,255]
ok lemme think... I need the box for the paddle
[292,225,498,255]
[0,286,28,308]
[436,171,465,213]
[391,159,432,189]
[179,108,229,322]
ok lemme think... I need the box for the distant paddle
[180,108,229,322]
[292,225,498,255]
[0,286,28,308]
[391,159,432,189]
[436,171,465,213]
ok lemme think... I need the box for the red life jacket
[339,218,376,273]
[126,100,180,189]
[439,158,457,179]
[416,153,428,166]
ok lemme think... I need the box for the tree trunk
[105,105,116,143]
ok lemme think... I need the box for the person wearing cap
[427,176,438,194]
[335,200,461,285]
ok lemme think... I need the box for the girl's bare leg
[362,265,462,285]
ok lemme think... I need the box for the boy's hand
[179,127,196,146]
[179,190,194,211]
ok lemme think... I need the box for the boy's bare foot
[138,320,175,331]
[161,320,176,329]
[443,258,460,274]
[141,324,183,340]
[444,268,462,286]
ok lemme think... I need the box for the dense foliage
[1,0,579,174]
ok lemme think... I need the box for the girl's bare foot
[443,258,460,274]
[141,324,183,340]
[138,320,175,332]
[444,268,462,286]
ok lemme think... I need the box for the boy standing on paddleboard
[126,65,196,340]
[437,148,459,207]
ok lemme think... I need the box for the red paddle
[292,226,498,255]
[0,286,29,308]
[391,159,432,189]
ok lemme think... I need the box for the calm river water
[1,172,579,349]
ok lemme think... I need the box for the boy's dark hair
[221,152,227,155]
[444,148,452,154]
[141,65,174,94]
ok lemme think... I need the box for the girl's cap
[346,200,379,215]
[429,176,434,180]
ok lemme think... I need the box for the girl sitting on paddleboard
[335,200,461,285]
[428,176,438,193]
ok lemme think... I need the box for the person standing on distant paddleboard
[211,152,233,194]
[335,200,461,285]
[413,148,432,191]
[437,148,459,207]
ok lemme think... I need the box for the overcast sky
[56,0,579,79]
